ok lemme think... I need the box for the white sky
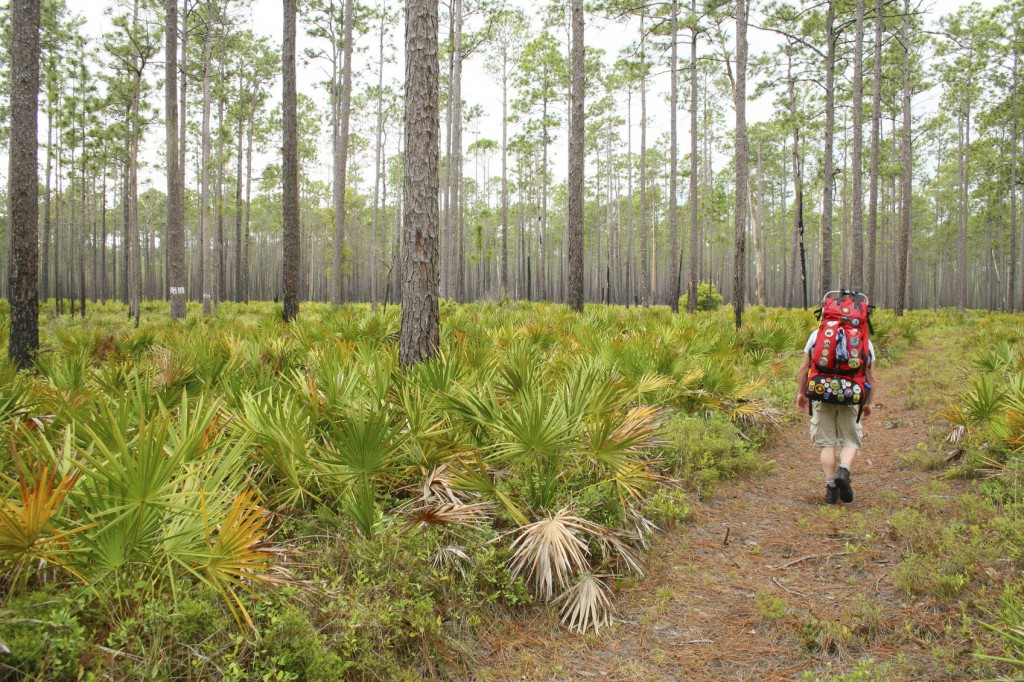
[55,0,1002,194]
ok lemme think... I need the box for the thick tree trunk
[400,0,440,365]
[282,0,300,322]
[8,0,41,368]
[566,0,584,312]
[733,0,748,329]
[167,0,186,319]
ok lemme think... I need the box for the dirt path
[470,335,972,681]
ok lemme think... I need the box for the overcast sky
[60,0,1002,192]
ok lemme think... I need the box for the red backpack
[805,291,873,421]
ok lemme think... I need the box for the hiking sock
[826,477,835,486]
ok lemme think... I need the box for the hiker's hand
[797,393,808,411]
[862,404,872,419]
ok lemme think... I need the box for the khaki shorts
[809,403,863,449]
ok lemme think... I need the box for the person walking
[796,292,876,504]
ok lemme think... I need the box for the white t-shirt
[804,330,874,364]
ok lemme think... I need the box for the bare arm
[796,353,811,410]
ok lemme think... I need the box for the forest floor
[467,333,992,681]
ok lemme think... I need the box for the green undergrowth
[0,301,939,679]
[835,311,1024,680]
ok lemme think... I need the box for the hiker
[796,292,876,505]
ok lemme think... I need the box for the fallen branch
[771,576,805,597]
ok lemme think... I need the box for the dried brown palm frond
[418,464,469,506]
[555,572,615,634]
[605,405,664,451]
[507,509,592,602]
[944,424,968,463]
[976,455,1024,487]
[400,501,493,530]
[431,545,473,578]
[586,521,645,577]
[619,505,660,550]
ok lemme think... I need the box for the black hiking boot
[824,484,839,505]
[835,468,853,503]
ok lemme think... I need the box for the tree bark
[400,0,441,365]
[282,0,300,322]
[167,0,186,319]
[733,0,748,328]
[8,0,41,368]
[566,0,584,312]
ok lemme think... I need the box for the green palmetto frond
[491,388,578,466]
[507,509,592,602]
[237,390,318,507]
[555,572,615,634]
[319,407,406,537]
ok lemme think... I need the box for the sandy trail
[470,337,970,681]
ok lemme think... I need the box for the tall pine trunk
[399,0,440,365]
[566,0,584,312]
[7,0,41,368]
[167,0,186,319]
[733,0,748,328]
[282,0,300,321]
